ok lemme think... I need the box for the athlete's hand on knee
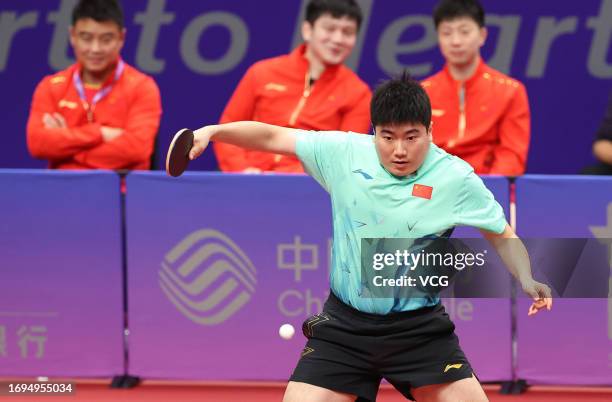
[190,127,213,160]
[521,278,552,316]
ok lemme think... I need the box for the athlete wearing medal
[26,0,161,170]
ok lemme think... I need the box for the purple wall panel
[0,170,124,377]
[516,175,612,384]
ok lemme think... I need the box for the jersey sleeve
[295,130,350,192]
[453,172,507,233]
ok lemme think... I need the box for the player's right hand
[189,126,213,160]
[101,126,124,142]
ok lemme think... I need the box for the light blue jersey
[296,131,507,314]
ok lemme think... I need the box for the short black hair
[72,0,124,29]
[305,0,363,29]
[371,72,431,130]
[433,0,485,28]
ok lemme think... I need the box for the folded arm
[26,80,103,160]
[73,78,161,169]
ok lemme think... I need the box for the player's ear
[301,20,313,42]
[427,122,433,140]
[117,27,126,50]
[69,26,76,47]
[478,26,487,47]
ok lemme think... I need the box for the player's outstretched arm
[481,224,553,316]
[189,121,298,161]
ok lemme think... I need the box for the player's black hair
[433,0,485,28]
[305,0,363,29]
[72,0,124,29]
[370,71,431,130]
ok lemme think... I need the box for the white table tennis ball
[279,323,295,340]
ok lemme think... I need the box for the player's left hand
[43,112,67,129]
[521,278,552,316]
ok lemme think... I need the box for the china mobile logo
[160,229,257,325]
[589,202,612,340]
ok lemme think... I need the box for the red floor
[1,381,611,402]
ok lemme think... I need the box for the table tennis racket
[166,128,194,177]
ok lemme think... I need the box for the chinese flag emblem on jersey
[412,184,433,199]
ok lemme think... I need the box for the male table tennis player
[187,74,552,402]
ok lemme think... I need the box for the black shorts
[289,292,475,401]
